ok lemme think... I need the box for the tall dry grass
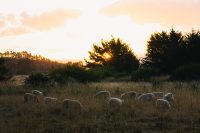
[0,81,200,133]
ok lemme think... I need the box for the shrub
[26,72,50,86]
[170,64,200,81]
[131,67,160,81]
[50,62,96,84]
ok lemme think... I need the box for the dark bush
[26,72,50,86]
[170,64,200,81]
[131,67,160,81]
[50,62,96,84]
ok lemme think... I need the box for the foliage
[26,72,50,86]
[131,67,160,81]
[170,64,200,81]
[85,37,139,73]
[143,29,200,74]
[50,62,96,84]
[184,30,200,64]
[143,28,185,74]
[0,58,9,81]
[0,51,63,75]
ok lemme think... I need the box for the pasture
[0,81,200,133]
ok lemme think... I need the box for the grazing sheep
[164,93,174,102]
[32,90,43,96]
[137,93,156,102]
[156,99,171,110]
[94,91,110,99]
[120,91,137,100]
[152,92,164,99]
[107,97,123,110]
[44,97,57,104]
[62,99,84,113]
[24,93,39,103]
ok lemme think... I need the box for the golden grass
[0,81,200,133]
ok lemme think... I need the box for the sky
[0,0,200,62]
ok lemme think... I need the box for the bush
[26,72,50,86]
[131,67,160,81]
[170,64,200,81]
[50,63,96,84]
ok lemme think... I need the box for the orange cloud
[21,9,80,30]
[101,0,200,25]
[0,27,29,37]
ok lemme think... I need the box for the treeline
[1,28,200,84]
[0,51,64,80]
[26,29,200,86]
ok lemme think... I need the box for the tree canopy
[143,29,200,74]
[85,37,139,73]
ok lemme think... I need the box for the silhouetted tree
[185,30,200,64]
[85,37,139,73]
[143,28,185,73]
[0,58,9,80]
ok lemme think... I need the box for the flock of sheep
[24,89,174,113]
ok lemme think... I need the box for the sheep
[62,99,84,113]
[32,90,43,96]
[163,93,174,102]
[152,92,164,99]
[156,99,171,110]
[24,93,39,103]
[120,91,137,100]
[137,93,156,102]
[44,97,58,104]
[107,97,123,111]
[94,91,110,99]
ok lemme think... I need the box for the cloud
[0,27,29,37]
[0,20,5,28]
[101,0,200,25]
[21,9,80,31]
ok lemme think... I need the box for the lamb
[156,99,171,110]
[32,90,43,96]
[44,97,58,104]
[24,93,39,103]
[163,93,174,102]
[62,99,84,112]
[94,90,110,99]
[152,92,164,99]
[120,91,137,100]
[107,97,123,110]
[137,93,156,102]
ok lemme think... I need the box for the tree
[0,58,9,81]
[185,30,200,64]
[85,37,139,73]
[143,28,185,73]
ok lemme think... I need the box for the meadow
[0,81,200,133]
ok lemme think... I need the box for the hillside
[0,51,64,75]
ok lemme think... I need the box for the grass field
[0,81,200,133]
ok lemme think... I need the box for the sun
[103,52,112,60]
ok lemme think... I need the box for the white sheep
[152,92,164,99]
[120,91,137,100]
[137,93,156,102]
[94,90,110,99]
[32,90,43,96]
[24,93,39,103]
[44,97,57,104]
[156,99,171,110]
[107,97,123,110]
[163,93,174,102]
[62,99,84,112]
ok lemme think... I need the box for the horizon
[0,0,200,61]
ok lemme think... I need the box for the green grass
[0,82,200,133]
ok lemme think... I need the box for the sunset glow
[103,53,112,61]
[0,0,199,61]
